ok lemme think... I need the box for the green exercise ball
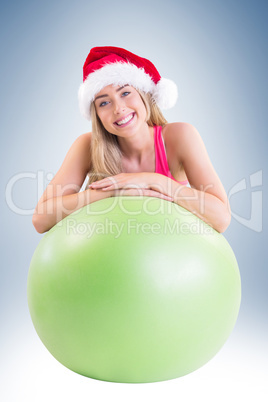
[27,196,241,383]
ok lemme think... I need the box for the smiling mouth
[114,113,135,127]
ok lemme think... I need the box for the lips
[114,112,135,126]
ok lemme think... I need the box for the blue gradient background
[1,0,267,400]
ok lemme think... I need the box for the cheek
[139,103,147,121]
[132,98,147,116]
[96,109,109,125]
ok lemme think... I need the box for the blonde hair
[88,90,168,184]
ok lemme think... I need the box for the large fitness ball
[27,197,241,383]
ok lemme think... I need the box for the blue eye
[122,91,130,97]
[99,101,109,107]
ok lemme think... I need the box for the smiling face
[93,85,148,136]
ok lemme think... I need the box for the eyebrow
[94,85,129,102]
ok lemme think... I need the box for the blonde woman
[32,46,230,234]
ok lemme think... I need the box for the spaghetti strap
[154,125,189,186]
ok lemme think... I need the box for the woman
[32,46,230,234]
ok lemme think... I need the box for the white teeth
[116,113,134,126]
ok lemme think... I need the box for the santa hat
[78,46,178,121]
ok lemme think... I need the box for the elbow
[215,209,231,234]
[210,196,232,233]
[32,213,48,234]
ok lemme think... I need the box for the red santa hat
[78,46,178,121]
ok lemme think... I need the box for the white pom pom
[153,78,178,110]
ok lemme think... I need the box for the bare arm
[32,133,173,233]
[90,123,231,233]
[163,122,231,232]
[32,133,112,233]
[33,188,115,234]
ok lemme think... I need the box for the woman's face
[94,85,147,136]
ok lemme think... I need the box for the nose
[113,98,126,114]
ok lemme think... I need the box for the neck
[118,123,154,163]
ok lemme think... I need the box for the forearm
[85,172,231,233]
[149,174,230,233]
[32,188,113,234]
[170,181,231,233]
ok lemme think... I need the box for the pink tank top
[154,125,189,186]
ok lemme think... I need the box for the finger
[159,195,174,201]
[100,183,126,191]
[117,188,144,197]
[103,183,147,191]
[144,190,173,201]
[90,178,117,189]
[89,180,111,188]
[156,192,173,200]
[101,185,118,191]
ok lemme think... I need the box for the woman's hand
[89,173,173,202]
[89,173,152,190]
[112,187,173,202]
[89,172,170,192]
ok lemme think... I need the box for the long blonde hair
[88,90,168,184]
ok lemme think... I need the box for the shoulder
[62,132,92,172]
[163,122,199,140]
[162,122,202,160]
[73,132,92,148]
[68,132,92,157]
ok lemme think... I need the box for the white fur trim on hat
[78,62,177,120]
[153,78,178,110]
